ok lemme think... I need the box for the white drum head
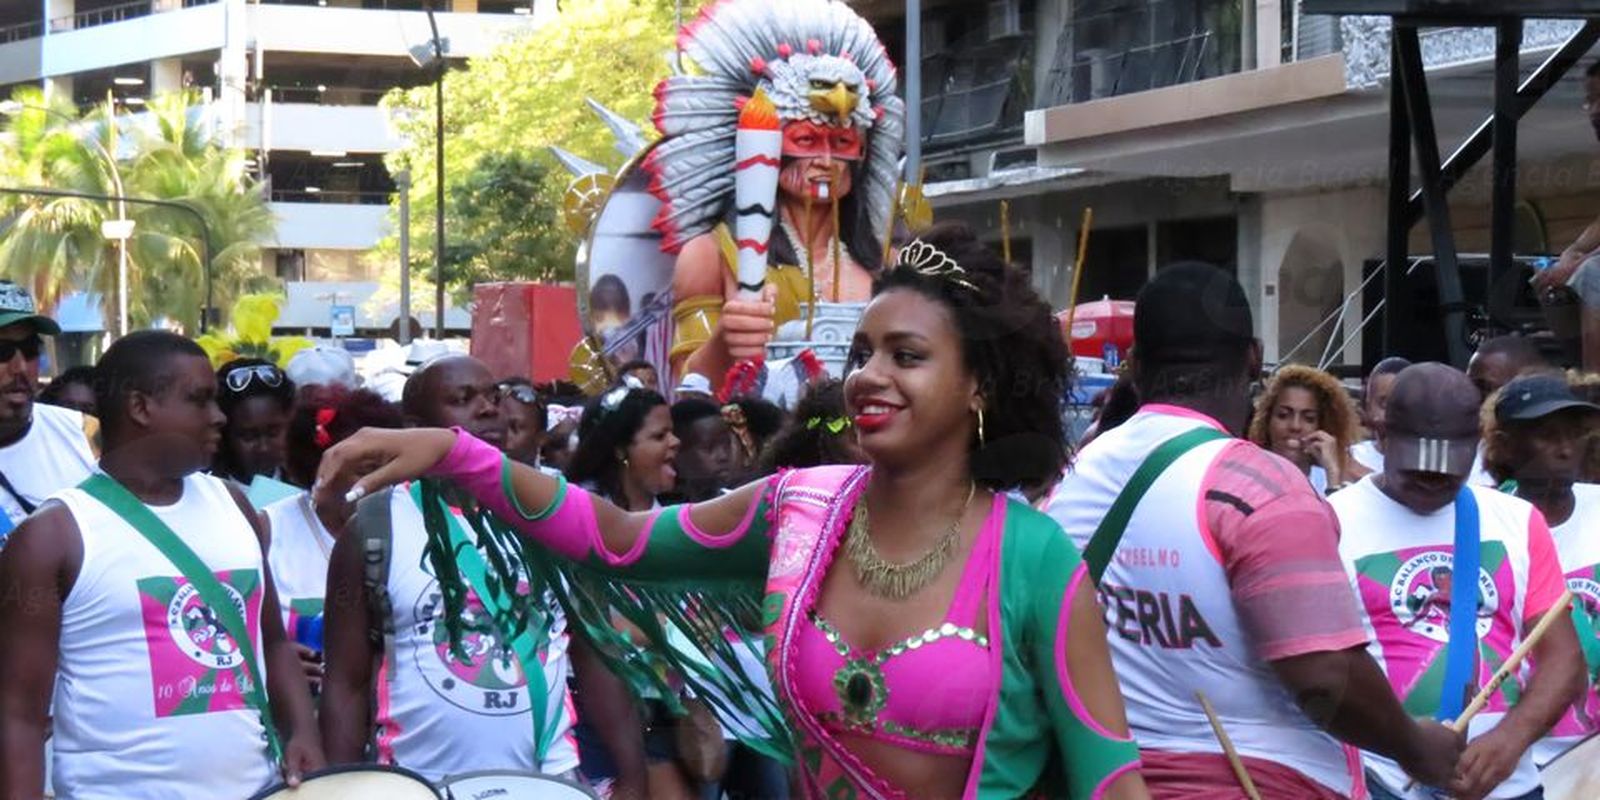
[443,770,600,800]
[1542,732,1600,800]
[250,765,441,800]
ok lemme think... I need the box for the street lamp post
[1,98,132,336]
[396,169,413,344]
[105,89,131,337]
[426,3,446,340]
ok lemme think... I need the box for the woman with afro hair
[316,222,1148,799]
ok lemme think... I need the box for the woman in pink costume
[318,224,1148,800]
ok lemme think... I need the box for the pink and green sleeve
[978,500,1141,798]
[426,429,775,582]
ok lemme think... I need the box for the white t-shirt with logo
[373,485,578,782]
[1532,483,1600,766]
[1329,478,1566,799]
[0,404,96,541]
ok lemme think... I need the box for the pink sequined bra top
[792,494,1003,757]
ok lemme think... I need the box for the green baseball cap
[0,281,61,336]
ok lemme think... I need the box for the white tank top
[1050,410,1362,796]
[0,404,96,537]
[374,486,578,782]
[50,472,275,800]
[263,493,334,632]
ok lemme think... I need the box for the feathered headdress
[646,0,905,254]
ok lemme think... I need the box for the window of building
[914,0,1034,149]
[1157,215,1238,274]
[1044,0,1244,106]
[264,151,396,204]
[1077,225,1150,302]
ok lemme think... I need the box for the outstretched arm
[317,428,773,581]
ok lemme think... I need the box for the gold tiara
[895,239,980,292]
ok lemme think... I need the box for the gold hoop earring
[976,407,986,449]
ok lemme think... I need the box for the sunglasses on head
[497,382,540,406]
[0,336,42,363]
[224,364,285,393]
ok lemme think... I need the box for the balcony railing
[50,0,153,33]
[254,0,444,7]
[267,85,393,105]
[1042,0,1245,107]
[272,189,393,205]
[0,19,43,44]
[1282,0,1342,63]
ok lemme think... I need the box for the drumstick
[1196,690,1263,800]
[1402,590,1574,790]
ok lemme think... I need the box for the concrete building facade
[853,0,1600,369]
[0,0,551,330]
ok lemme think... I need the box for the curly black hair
[869,221,1073,490]
[759,379,861,471]
[283,385,404,487]
[566,386,669,507]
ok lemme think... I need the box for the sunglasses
[0,336,42,363]
[224,364,285,393]
[497,383,540,406]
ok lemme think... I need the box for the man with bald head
[1329,363,1583,800]
[1468,336,1550,400]
[321,356,645,795]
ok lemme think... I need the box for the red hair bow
[314,407,337,449]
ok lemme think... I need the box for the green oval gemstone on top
[846,672,872,707]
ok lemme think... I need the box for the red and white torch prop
[734,88,782,301]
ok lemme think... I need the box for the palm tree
[123,92,278,329]
[0,87,119,314]
[0,88,277,332]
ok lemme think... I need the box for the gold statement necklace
[845,482,976,601]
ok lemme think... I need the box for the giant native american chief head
[649,0,905,386]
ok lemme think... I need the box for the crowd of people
[0,221,1597,800]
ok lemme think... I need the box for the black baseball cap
[1494,374,1600,423]
[1385,363,1481,477]
[1133,262,1255,365]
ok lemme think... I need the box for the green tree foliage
[0,88,276,331]
[380,0,693,294]
[444,151,568,285]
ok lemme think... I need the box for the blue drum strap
[1439,487,1481,722]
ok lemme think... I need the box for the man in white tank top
[320,356,646,793]
[0,282,97,544]
[1047,264,1464,797]
[1329,365,1583,800]
[0,331,324,799]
